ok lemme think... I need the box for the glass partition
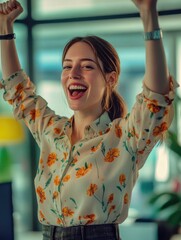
[32,0,181,20]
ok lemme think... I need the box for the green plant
[149,95,181,227]
[149,191,181,226]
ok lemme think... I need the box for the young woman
[0,0,178,239]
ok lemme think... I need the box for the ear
[106,71,117,88]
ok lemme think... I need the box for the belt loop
[50,225,56,240]
[80,225,85,240]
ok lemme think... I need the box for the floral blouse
[0,70,178,227]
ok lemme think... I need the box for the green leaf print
[85,162,88,169]
[116,186,122,192]
[144,128,150,132]
[150,112,154,118]
[123,141,129,152]
[39,169,44,181]
[101,143,106,156]
[45,173,53,189]
[157,116,163,120]
[70,198,78,209]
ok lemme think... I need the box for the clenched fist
[0,0,23,24]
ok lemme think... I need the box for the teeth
[69,85,87,90]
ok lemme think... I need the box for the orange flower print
[87,184,98,196]
[39,158,44,169]
[104,148,120,162]
[128,127,139,139]
[17,95,23,102]
[63,175,71,182]
[108,193,114,204]
[63,152,68,161]
[76,163,92,178]
[115,124,122,138]
[138,149,144,155]
[146,139,151,145]
[147,103,161,113]
[36,186,46,203]
[39,210,46,222]
[62,207,74,217]
[163,109,168,117]
[119,174,126,185]
[54,128,61,134]
[124,193,129,204]
[30,109,41,121]
[8,99,14,105]
[47,152,57,166]
[15,83,23,95]
[153,122,168,136]
[91,146,97,152]
[71,157,78,166]
[54,176,60,186]
[108,205,115,214]
[53,191,59,200]
[83,214,96,225]
[20,104,25,111]
[47,117,54,126]
[57,218,63,225]
[91,142,102,152]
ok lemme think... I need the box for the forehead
[64,42,96,60]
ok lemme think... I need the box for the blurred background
[0,0,181,240]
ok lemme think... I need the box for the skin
[0,0,170,144]
[61,42,116,144]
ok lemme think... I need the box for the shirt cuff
[142,75,179,107]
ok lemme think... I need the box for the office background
[0,0,181,239]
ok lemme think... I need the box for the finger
[8,0,16,9]
[2,2,9,14]
[5,2,12,13]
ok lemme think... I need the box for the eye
[82,65,94,70]
[63,65,72,70]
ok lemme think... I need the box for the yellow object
[0,116,25,145]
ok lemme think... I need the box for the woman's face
[61,42,107,114]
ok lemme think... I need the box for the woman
[0,0,178,239]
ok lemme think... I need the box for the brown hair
[62,35,127,121]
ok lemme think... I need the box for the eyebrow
[63,58,97,64]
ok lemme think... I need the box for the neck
[71,109,103,145]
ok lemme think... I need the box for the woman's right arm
[0,0,23,79]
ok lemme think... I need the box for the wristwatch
[144,29,163,41]
[0,33,16,40]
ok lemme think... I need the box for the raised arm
[0,0,23,79]
[132,0,170,94]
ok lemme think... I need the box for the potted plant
[149,94,181,231]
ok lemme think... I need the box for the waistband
[42,223,120,240]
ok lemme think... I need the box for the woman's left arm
[132,0,170,94]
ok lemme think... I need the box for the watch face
[144,29,162,41]
[154,30,161,39]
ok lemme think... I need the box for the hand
[0,0,23,24]
[131,0,157,13]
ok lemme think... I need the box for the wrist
[140,9,160,32]
[0,21,14,35]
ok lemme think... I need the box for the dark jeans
[42,223,121,240]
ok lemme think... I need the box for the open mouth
[68,84,87,98]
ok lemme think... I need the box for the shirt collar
[84,111,112,137]
[63,111,112,138]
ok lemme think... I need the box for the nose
[69,65,81,79]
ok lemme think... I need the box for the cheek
[61,75,67,94]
